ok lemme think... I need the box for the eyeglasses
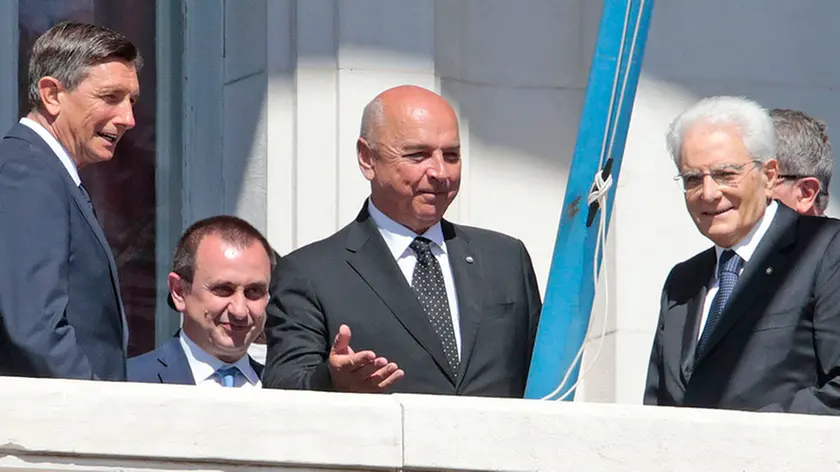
[674,160,762,194]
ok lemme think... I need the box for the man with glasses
[644,96,840,415]
[770,108,833,216]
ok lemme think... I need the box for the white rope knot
[587,169,614,207]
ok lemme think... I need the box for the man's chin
[695,220,734,246]
[703,228,739,248]
[214,332,252,350]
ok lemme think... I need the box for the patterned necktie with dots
[410,237,460,375]
[697,249,743,358]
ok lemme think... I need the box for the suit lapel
[678,250,714,383]
[441,222,483,386]
[694,205,798,365]
[157,338,196,385]
[344,207,455,381]
[70,183,129,350]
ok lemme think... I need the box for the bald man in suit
[263,86,542,397]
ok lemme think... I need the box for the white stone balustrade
[0,376,837,471]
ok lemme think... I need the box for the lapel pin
[465,256,475,264]
[765,267,773,275]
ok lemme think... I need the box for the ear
[168,272,189,313]
[37,76,64,117]
[357,137,376,182]
[796,177,822,212]
[762,159,779,189]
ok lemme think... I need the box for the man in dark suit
[770,108,833,216]
[263,85,541,397]
[0,22,141,380]
[128,216,273,387]
[645,96,840,415]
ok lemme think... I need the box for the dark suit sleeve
[0,157,96,379]
[643,274,669,406]
[263,255,333,390]
[518,240,542,364]
[762,228,840,415]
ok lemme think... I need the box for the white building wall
[252,0,840,404]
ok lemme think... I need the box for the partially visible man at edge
[0,21,140,380]
[770,108,833,216]
[263,85,542,397]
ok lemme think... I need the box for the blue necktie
[216,366,239,387]
[697,249,742,358]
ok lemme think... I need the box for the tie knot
[718,249,742,277]
[410,237,434,257]
[216,365,239,377]
[216,365,239,387]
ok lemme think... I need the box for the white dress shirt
[179,332,262,388]
[367,199,462,356]
[20,118,81,186]
[698,200,778,340]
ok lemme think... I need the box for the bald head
[359,85,458,149]
[356,85,462,234]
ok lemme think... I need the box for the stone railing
[0,376,837,471]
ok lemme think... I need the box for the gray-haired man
[645,96,840,415]
[0,22,141,380]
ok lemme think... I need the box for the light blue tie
[216,366,239,387]
[697,249,742,358]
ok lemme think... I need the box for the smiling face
[170,233,271,363]
[358,87,461,234]
[680,123,777,248]
[39,59,139,168]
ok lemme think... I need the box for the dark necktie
[78,183,97,218]
[410,237,460,375]
[697,249,742,358]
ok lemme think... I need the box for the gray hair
[770,108,833,209]
[359,95,385,151]
[666,96,776,167]
[27,21,143,111]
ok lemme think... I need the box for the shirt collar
[367,198,446,259]
[19,117,81,186]
[179,331,260,386]
[714,200,779,267]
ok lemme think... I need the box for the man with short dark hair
[0,21,142,380]
[645,96,840,415]
[770,108,833,215]
[263,85,542,397]
[128,215,274,387]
